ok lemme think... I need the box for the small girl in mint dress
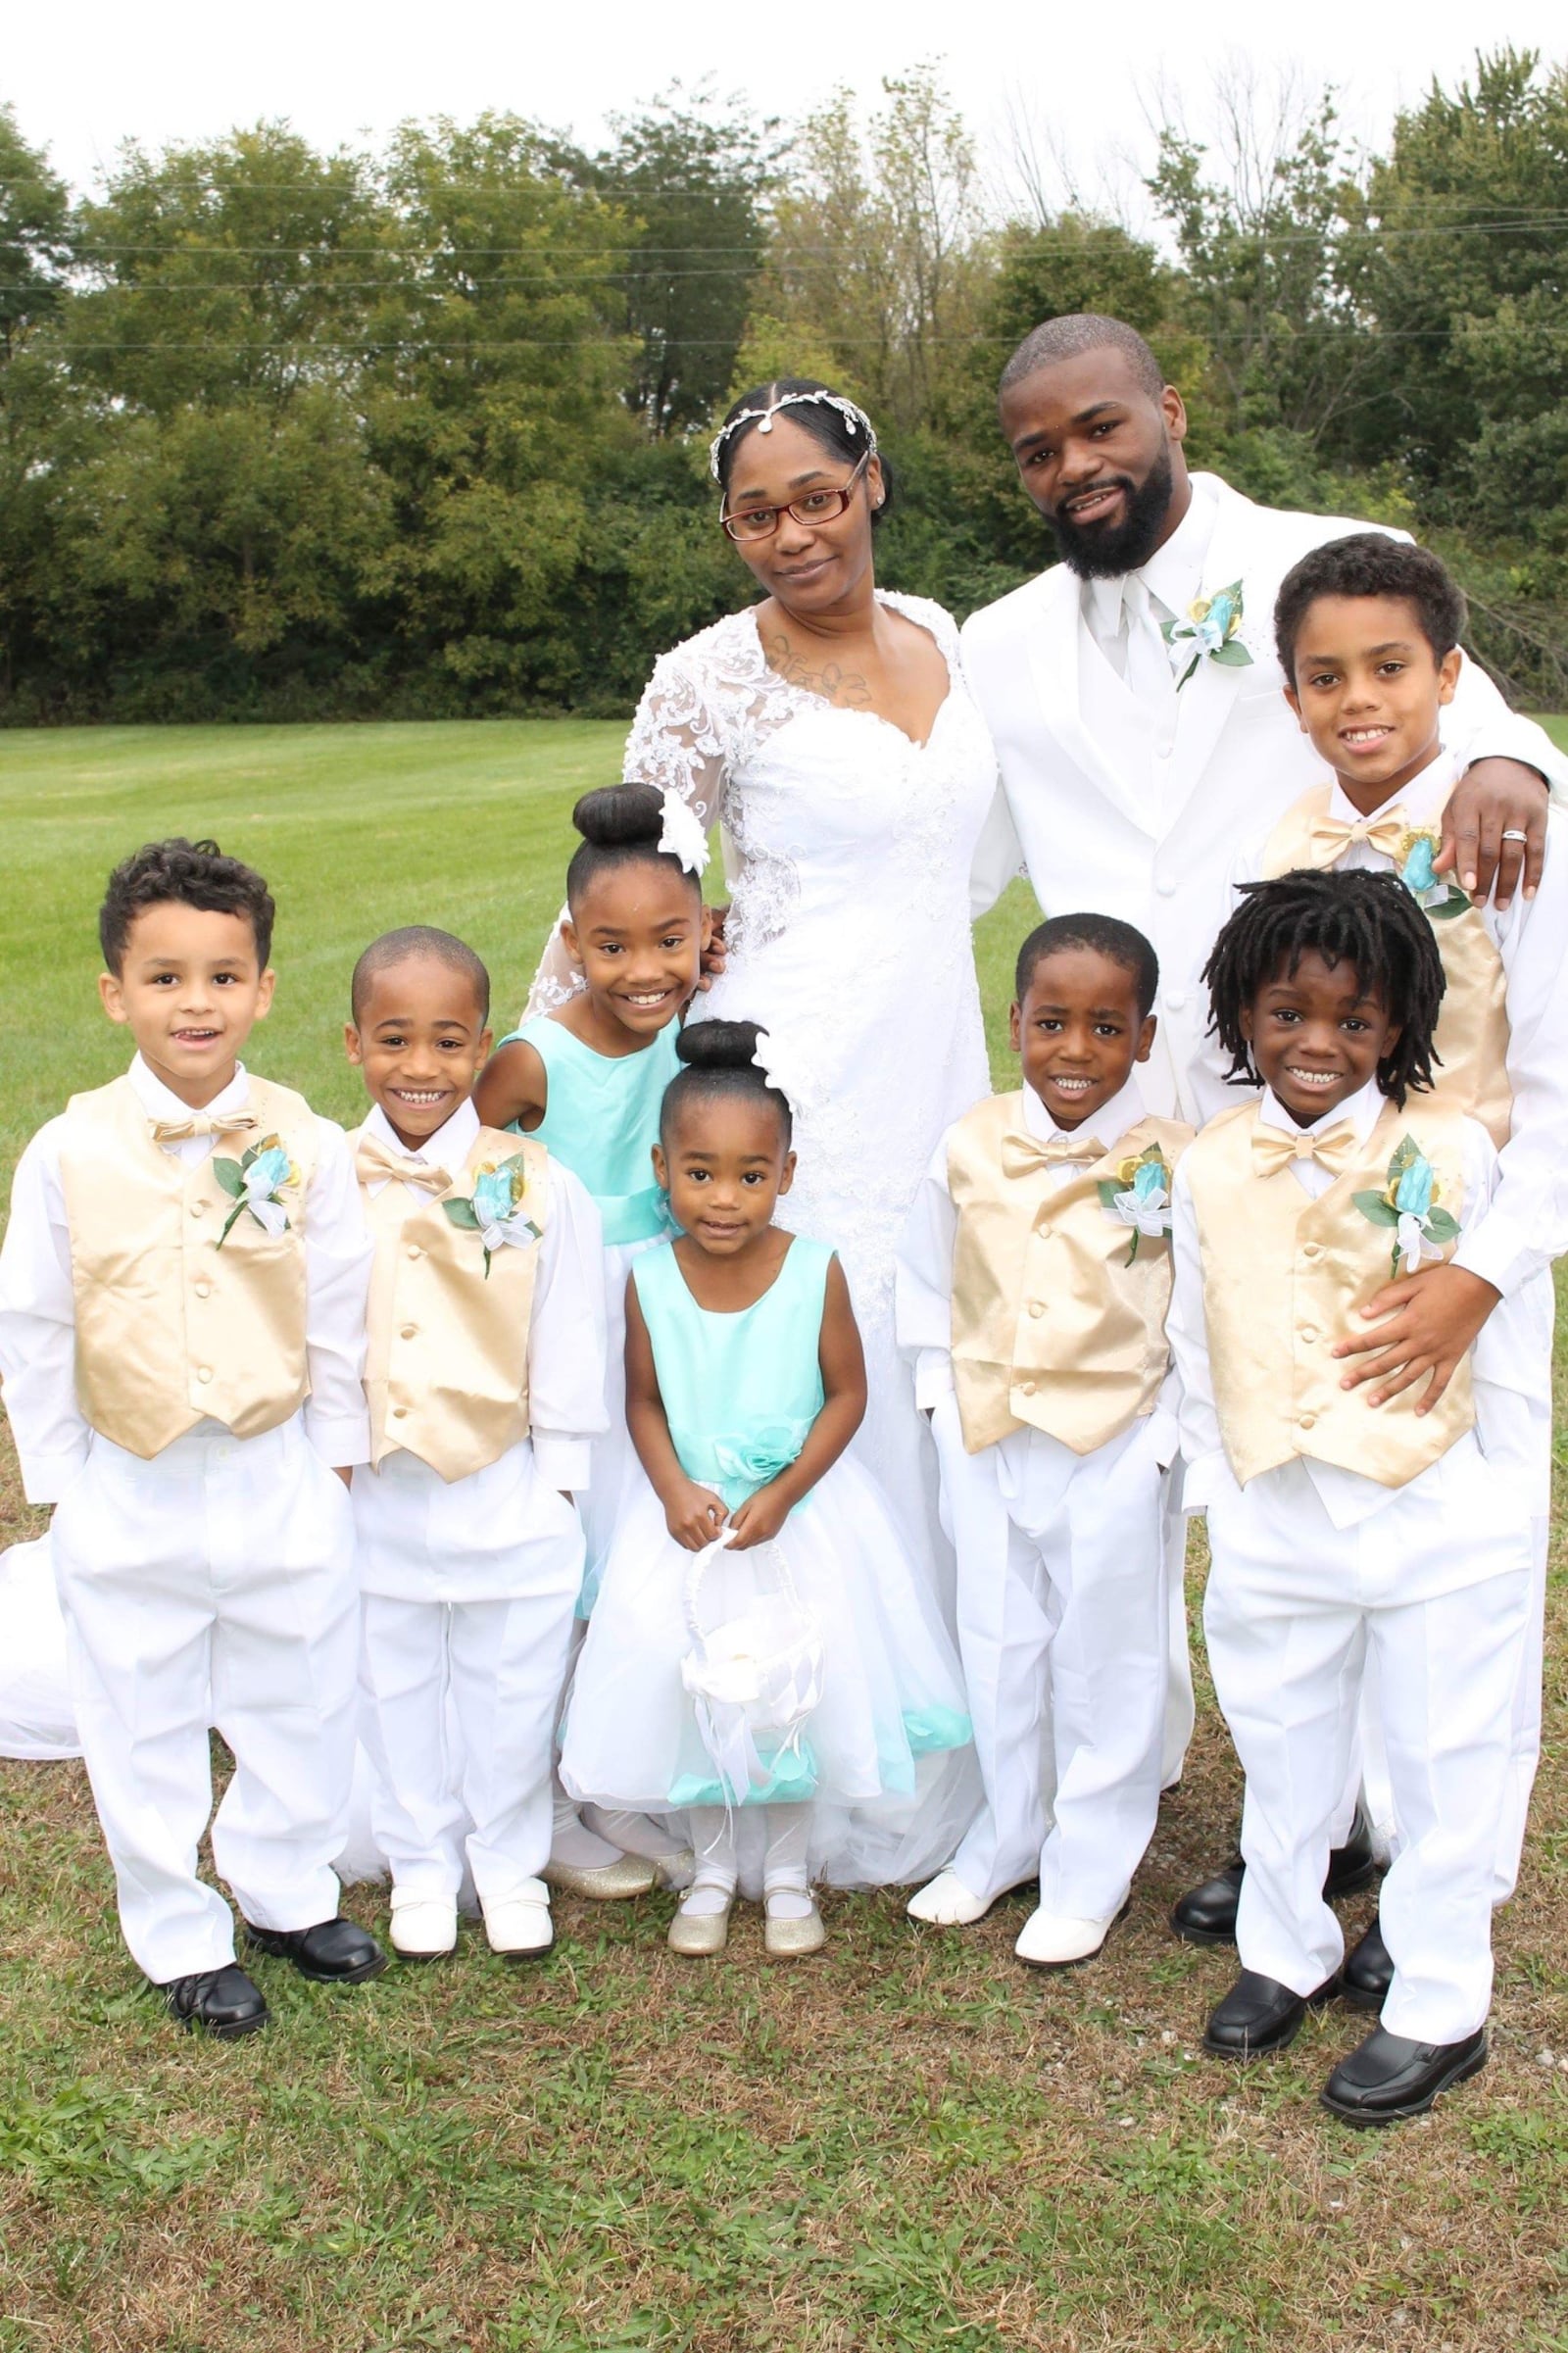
[560,1022,974,1959]
[478,782,711,1893]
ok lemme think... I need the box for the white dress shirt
[1210,746,1568,1302]
[1168,1075,1537,1529]
[357,1098,608,1492]
[1084,475,1221,690]
[0,1055,372,1500]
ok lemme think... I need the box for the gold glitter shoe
[763,1900,825,1958]
[666,1896,733,1956]
[542,1854,658,1900]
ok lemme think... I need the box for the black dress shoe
[1171,1803,1379,1947]
[159,1963,270,2038]
[1343,1915,1394,2011]
[1202,1968,1342,2060]
[244,1917,387,1984]
[1322,2024,1488,2125]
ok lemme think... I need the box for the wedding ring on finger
[1500,828,1530,842]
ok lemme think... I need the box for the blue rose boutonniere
[1397,826,1471,921]
[1161,580,1254,691]
[443,1152,542,1277]
[1353,1134,1461,1279]
[1098,1145,1174,1265]
[213,1135,298,1247]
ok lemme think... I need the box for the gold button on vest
[57,1073,317,1459]
[1185,1100,1474,1490]
[357,1123,548,1484]
[945,1093,1194,1456]
[1261,784,1511,1149]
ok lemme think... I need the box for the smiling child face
[1283,591,1461,811]
[1009,945,1155,1131]
[99,900,274,1108]
[345,956,492,1152]
[1241,949,1401,1127]
[563,861,709,1052]
[653,1095,795,1259]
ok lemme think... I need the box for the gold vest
[1260,783,1512,1149]
[57,1072,318,1459]
[1184,1099,1475,1490]
[946,1093,1194,1457]
[358,1124,548,1484]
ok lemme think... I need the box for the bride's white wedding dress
[535,591,999,1611]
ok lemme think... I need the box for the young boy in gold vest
[1176,536,1567,1975]
[345,927,607,1965]
[897,915,1193,1966]
[1170,868,1539,2122]
[0,839,382,2037]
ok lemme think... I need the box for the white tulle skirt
[559,1454,979,1892]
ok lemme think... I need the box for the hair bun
[570,782,665,849]
[675,1019,764,1072]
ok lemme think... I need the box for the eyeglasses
[720,453,870,543]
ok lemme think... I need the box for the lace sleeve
[520,637,739,1019]
[619,643,734,828]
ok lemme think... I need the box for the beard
[1048,446,1176,579]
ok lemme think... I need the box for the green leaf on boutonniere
[1096,1180,1122,1211]
[1426,887,1473,921]
[1209,640,1253,667]
[1424,1206,1461,1244]
[212,1157,244,1198]
[442,1198,481,1231]
[1352,1190,1400,1227]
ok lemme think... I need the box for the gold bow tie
[1303,807,1408,869]
[151,1109,258,1145]
[1251,1119,1360,1179]
[355,1133,454,1195]
[1001,1130,1107,1178]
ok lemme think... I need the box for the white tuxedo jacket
[961,472,1568,1115]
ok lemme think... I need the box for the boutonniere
[1396,827,1471,920]
[213,1135,298,1247]
[443,1152,542,1278]
[1162,580,1254,690]
[1098,1145,1174,1264]
[1352,1134,1460,1279]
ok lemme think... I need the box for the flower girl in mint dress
[478,782,712,1895]
[560,1022,974,1957]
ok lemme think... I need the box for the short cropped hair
[350,926,491,1026]
[1274,532,1467,677]
[1000,313,1164,404]
[1014,911,1160,1019]
[99,837,274,974]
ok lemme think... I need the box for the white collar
[1324,742,1459,831]
[127,1052,250,1124]
[1257,1074,1385,1149]
[1021,1067,1148,1152]
[363,1097,479,1169]
[1085,474,1220,635]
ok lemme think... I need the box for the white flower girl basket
[679,1526,825,1806]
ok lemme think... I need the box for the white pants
[933,1400,1176,1917]
[1204,1458,1533,2043]
[50,1419,359,1985]
[354,1446,584,1905]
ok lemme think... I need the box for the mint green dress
[494,1014,681,1606]
[560,1236,975,1876]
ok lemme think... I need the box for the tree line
[1,48,1564,723]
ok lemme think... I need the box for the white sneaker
[906,1869,992,1927]
[1014,1902,1125,1970]
[389,1895,458,1960]
[482,1881,555,1960]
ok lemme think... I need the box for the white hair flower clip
[750,1028,819,1120]
[659,790,710,877]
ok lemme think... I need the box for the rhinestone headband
[709,388,878,482]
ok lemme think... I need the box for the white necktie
[1122,575,1177,735]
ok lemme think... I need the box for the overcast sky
[7,0,1564,207]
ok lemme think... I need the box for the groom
[959,312,1567,1952]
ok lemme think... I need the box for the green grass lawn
[1,720,1566,2352]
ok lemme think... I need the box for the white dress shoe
[1014,1902,1126,1970]
[389,1895,458,1960]
[482,1882,555,1960]
[906,1869,992,1927]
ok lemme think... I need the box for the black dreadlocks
[1201,866,1445,1108]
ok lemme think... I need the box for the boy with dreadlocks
[1167,868,1539,2124]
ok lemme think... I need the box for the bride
[531,377,999,1622]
